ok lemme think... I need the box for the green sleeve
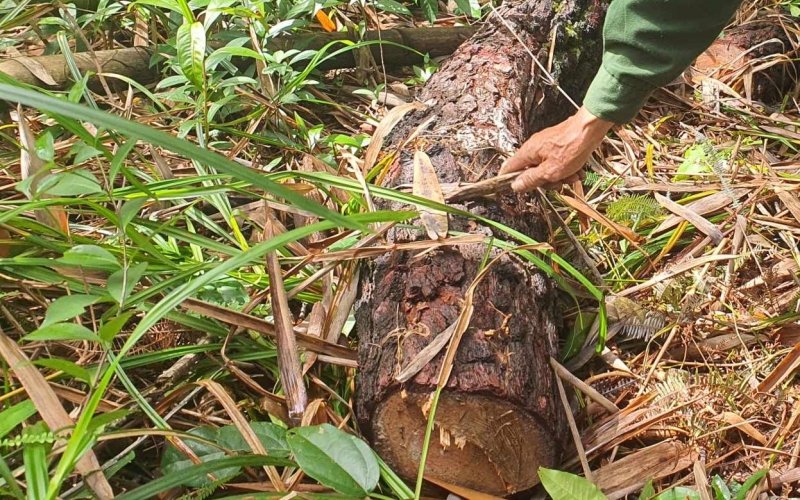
[583,0,743,124]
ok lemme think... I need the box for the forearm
[584,0,744,124]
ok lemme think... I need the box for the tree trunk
[354,0,606,495]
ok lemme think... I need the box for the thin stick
[550,357,619,414]
[554,369,593,482]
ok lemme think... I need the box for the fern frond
[606,194,664,225]
[2,430,57,449]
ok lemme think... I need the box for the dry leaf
[413,150,448,240]
[757,339,800,393]
[653,188,749,235]
[655,193,724,244]
[197,380,286,489]
[593,441,696,500]
[560,194,644,244]
[717,412,768,445]
[363,102,426,174]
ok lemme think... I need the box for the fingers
[510,161,560,193]
[499,136,544,175]
[540,173,580,190]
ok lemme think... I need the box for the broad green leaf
[130,0,186,16]
[711,475,731,500]
[675,145,712,181]
[654,487,701,500]
[206,46,264,69]
[734,470,768,500]
[43,170,103,196]
[34,132,55,162]
[34,358,91,383]
[24,323,100,342]
[177,21,206,90]
[561,311,595,360]
[161,427,230,487]
[287,424,379,496]
[640,479,656,500]
[538,468,607,500]
[118,198,148,229]
[0,400,36,439]
[452,0,480,18]
[107,262,148,305]
[418,0,437,23]
[70,141,103,165]
[372,0,411,15]
[42,294,101,327]
[58,245,120,271]
[217,422,290,457]
[99,311,135,342]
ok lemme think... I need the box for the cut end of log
[372,390,556,496]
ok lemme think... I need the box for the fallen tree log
[353,0,606,495]
[0,26,477,90]
[690,20,797,104]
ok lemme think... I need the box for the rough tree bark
[354,0,606,495]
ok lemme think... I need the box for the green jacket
[583,0,744,123]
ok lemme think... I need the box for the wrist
[575,106,614,138]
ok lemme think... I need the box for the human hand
[499,106,613,193]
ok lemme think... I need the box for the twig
[554,366,593,481]
[550,357,619,414]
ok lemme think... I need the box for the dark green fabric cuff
[583,65,655,124]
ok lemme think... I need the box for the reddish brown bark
[354,0,606,495]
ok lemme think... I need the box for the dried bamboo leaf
[197,379,286,490]
[426,474,507,500]
[694,460,713,500]
[181,298,356,361]
[757,339,800,393]
[653,188,749,235]
[0,329,114,499]
[717,411,767,445]
[324,264,359,344]
[775,188,800,225]
[395,321,456,383]
[413,150,448,240]
[7,49,58,86]
[654,193,724,244]
[265,213,308,422]
[593,441,696,500]
[618,254,737,297]
[363,101,426,173]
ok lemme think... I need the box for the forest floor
[1,0,800,498]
